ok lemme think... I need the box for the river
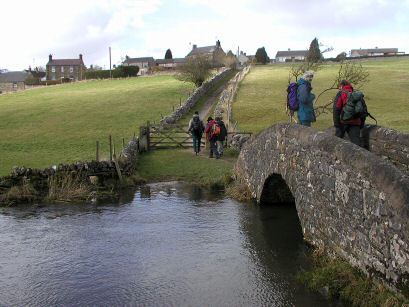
[0,182,338,306]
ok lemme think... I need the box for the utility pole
[109,46,112,79]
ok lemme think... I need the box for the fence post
[96,141,99,162]
[109,135,112,161]
[147,121,150,151]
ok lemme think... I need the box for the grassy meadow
[233,57,409,133]
[0,76,195,175]
[137,149,236,187]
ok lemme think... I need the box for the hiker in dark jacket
[334,80,362,146]
[215,116,227,159]
[205,116,218,158]
[188,111,205,155]
[297,71,316,127]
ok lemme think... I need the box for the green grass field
[0,76,194,175]
[137,149,236,187]
[233,57,409,133]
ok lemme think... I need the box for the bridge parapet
[235,123,409,293]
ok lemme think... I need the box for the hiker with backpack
[188,111,205,155]
[205,116,219,159]
[334,80,363,146]
[297,71,316,126]
[215,116,228,158]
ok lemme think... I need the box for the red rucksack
[211,122,221,138]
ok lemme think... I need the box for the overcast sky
[1,0,409,70]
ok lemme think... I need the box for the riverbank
[136,148,238,189]
[298,250,409,306]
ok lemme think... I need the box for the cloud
[1,0,408,70]
[0,0,162,70]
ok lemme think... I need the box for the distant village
[0,40,406,94]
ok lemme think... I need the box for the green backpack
[341,90,366,121]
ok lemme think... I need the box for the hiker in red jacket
[205,116,218,158]
[334,80,361,146]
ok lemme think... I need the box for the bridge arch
[260,173,294,205]
[235,123,409,293]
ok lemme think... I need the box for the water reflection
[0,182,337,306]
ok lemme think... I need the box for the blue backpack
[287,83,299,111]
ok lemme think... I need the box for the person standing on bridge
[188,111,205,155]
[334,80,362,146]
[297,71,316,127]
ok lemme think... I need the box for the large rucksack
[211,122,221,138]
[192,118,203,134]
[341,90,376,125]
[287,82,299,112]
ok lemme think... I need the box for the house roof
[155,59,174,64]
[351,48,398,55]
[275,50,308,57]
[186,45,218,57]
[48,59,84,66]
[124,57,155,64]
[0,71,32,83]
[173,58,187,63]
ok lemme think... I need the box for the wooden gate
[148,124,205,150]
[141,123,252,151]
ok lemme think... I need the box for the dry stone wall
[0,138,140,205]
[235,123,409,293]
[159,68,231,128]
[361,125,409,176]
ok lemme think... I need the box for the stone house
[275,49,308,62]
[154,58,187,69]
[123,56,155,75]
[350,48,402,57]
[0,71,32,93]
[46,54,86,81]
[186,40,226,67]
[238,51,249,66]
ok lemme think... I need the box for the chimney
[28,66,32,72]
[193,44,197,50]
[240,51,243,55]
[288,48,291,51]
[49,54,52,62]
[216,40,221,47]
[244,53,246,56]
[79,54,83,61]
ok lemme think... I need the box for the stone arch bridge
[235,123,409,293]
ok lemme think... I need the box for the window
[61,66,64,73]
[51,66,55,72]
[13,83,18,88]
[70,66,73,73]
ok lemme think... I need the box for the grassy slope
[233,58,409,133]
[178,69,237,126]
[0,76,194,175]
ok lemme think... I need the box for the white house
[275,50,308,62]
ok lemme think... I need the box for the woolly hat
[303,71,314,79]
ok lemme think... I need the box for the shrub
[84,65,139,79]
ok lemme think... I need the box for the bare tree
[287,61,322,84]
[315,60,370,104]
[175,55,212,87]
[314,60,370,117]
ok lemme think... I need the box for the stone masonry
[235,123,409,293]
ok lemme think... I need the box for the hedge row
[84,65,139,79]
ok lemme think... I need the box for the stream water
[0,182,339,306]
